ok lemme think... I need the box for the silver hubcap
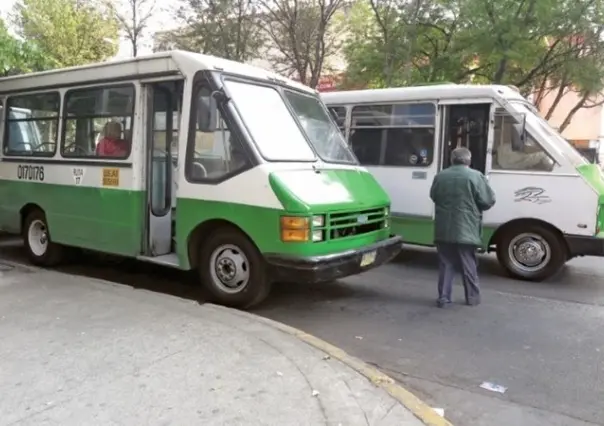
[508,232,551,273]
[28,219,48,257]
[209,244,250,294]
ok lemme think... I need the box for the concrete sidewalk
[0,260,449,426]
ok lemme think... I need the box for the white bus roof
[321,84,526,104]
[0,50,315,95]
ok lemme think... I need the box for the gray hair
[451,147,472,166]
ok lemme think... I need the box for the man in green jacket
[429,147,496,308]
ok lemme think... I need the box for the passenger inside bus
[96,121,129,157]
[493,117,553,171]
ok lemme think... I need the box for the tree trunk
[544,83,568,121]
[493,58,508,83]
[559,93,590,132]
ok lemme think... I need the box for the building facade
[533,89,604,163]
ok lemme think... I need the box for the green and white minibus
[0,50,402,308]
[323,85,604,281]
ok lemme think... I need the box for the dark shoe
[436,298,452,308]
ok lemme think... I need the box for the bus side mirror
[197,95,217,132]
[512,114,527,151]
[520,115,527,142]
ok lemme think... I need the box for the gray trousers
[436,243,480,303]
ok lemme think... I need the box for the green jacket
[429,165,496,246]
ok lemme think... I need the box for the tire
[496,224,567,281]
[198,227,271,309]
[23,210,64,267]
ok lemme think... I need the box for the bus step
[137,253,179,268]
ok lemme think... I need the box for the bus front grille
[326,207,387,240]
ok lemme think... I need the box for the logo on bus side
[17,165,44,182]
[102,168,119,187]
[514,187,551,204]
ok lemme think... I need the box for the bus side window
[492,111,554,172]
[62,85,135,159]
[349,103,436,167]
[185,85,251,183]
[4,93,60,157]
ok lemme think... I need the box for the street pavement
[1,237,604,425]
[0,260,426,426]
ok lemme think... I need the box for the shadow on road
[0,236,586,308]
[1,238,384,306]
[393,245,585,289]
[392,246,505,277]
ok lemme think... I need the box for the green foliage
[14,0,120,68]
[0,18,54,76]
[341,0,604,103]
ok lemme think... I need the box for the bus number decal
[17,165,44,181]
[102,168,119,187]
[72,167,85,185]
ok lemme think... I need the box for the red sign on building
[291,73,343,92]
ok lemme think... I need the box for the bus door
[438,100,492,173]
[143,80,183,257]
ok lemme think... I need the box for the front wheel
[496,224,567,281]
[198,228,271,309]
[23,210,64,266]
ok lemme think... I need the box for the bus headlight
[280,216,309,242]
[312,230,323,241]
[312,215,325,227]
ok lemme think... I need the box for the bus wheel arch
[187,219,252,268]
[490,218,569,281]
[20,203,43,233]
[187,220,271,309]
[20,205,64,266]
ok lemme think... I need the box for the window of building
[61,85,135,159]
[186,85,251,182]
[492,112,555,172]
[4,92,60,156]
[349,103,436,167]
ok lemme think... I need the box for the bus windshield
[283,90,357,164]
[509,101,588,167]
[223,79,315,162]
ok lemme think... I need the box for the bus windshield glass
[509,101,588,167]
[223,80,315,161]
[283,90,357,164]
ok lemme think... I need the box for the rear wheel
[496,224,566,281]
[23,210,64,266]
[198,227,271,309]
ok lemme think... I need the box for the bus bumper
[565,234,604,257]
[264,235,403,284]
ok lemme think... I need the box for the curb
[0,257,41,273]
[207,303,453,426]
[1,254,451,425]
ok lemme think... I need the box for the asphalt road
[1,237,603,426]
